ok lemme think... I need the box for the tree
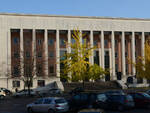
[60,29,106,86]
[129,39,150,80]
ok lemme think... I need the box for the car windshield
[55,99,66,103]
[142,93,150,98]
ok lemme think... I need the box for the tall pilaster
[32,29,36,77]
[131,32,136,75]
[44,29,48,76]
[101,31,104,69]
[56,30,60,77]
[20,29,24,77]
[67,30,71,54]
[141,32,145,62]
[121,31,126,79]
[90,30,94,65]
[111,31,116,80]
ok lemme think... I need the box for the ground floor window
[12,80,20,88]
[37,80,45,87]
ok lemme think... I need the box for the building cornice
[0,12,150,21]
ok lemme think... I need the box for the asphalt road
[0,97,150,113]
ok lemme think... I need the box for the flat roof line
[0,12,150,21]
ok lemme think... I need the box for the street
[0,97,150,113]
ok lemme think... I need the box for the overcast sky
[0,0,150,18]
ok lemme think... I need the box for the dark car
[93,93,134,111]
[68,92,97,112]
[128,92,150,108]
[69,87,84,95]
[104,90,125,95]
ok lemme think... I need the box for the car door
[32,98,44,112]
[42,98,53,112]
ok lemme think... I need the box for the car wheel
[48,109,55,113]
[28,107,33,113]
[0,95,4,99]
[117,105,124,111]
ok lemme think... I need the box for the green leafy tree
[60,29,106,86]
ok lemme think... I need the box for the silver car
[27,97,69,113]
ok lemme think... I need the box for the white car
[27,97,69,113]
[13,89,36,97]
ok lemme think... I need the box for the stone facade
[0,13,150,91]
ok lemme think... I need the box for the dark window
[13,67,20,76]
[94,50,99,65]
[13,38,19,44]
[115,40,118,46]
[49,51,54,58]
[44,99,52,104]
[37,52,42,57]
[12,80,20,88]
[26,52,30,58]
[115,52,118,58]
[14,52,19,58]
[94,40,98,46]
[60,38,65,46]
[37,65,42,75]
[35,99,43,104]
[49,65,54,73]
[104,40,108,46]
[38,39,42,45]
[26,39,31,45]
[48,38,54,45]
[37,80,45,87]
[125,52,128,57]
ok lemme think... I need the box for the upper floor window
[48,38,54,45]
[13,66,20,76]
[104,40,108,46]
[94,40,98,46]
[37,80,45,87]
[13,38,19,44]
[26,52,30,58]
[60,38,65,46]
[115,52,118,58]
[49,51,54,58]
[38,39,42,45]
[37,52,42,58]
[14,52,20,58]
[49,65,54,73]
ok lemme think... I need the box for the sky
[0,0,150,19]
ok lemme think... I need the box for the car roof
[43,97,65,100]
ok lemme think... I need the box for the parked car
[104,90,125,95]
[146,90,150,95]
[13,89,36,97]
[49,88,62,95]
[93,93,134,111]
[0,87,12,95]
[78,108,105,113]
[27,97,69,113]
[69,87,84,95]
[0,90,6,99]
[68,92,97,112]
[128,92,150,108]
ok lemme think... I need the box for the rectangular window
[94,40,98,46]
[38,39,42,45]
[37,52,42,58]
[115,40,118,46]
[37,80,45,87]
[13,67,20,76]
[26,52,30,58]
[12,80,20,88]
[60,50,67,60]
[115,64,118,72]
[14,52,20,58]
[49,51,54,58]
[48,38,54,45]
[94,50,99,65]
[49,65,54,73]
[104,40,108,46]
[25,80,33,87]
[125,52,128,57]
[115,52,118,58]
[13,38,19,44]
[60,38,65,46]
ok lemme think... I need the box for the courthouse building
[0,13,149,90]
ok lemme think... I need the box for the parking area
[0,97,150,113]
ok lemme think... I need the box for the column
[101,31,104,69]
[32,29,36,77]
[121,31,126,79]
[90,30,94,65]
[67,30,71,54]
[56,30,60,77]
[141,32,145,62]
[111,31,116,80]
[20,29,24,77]
[141,32,147,84]
[7,29,11,78]
[44,29,48,76]
[131,31,136,75]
